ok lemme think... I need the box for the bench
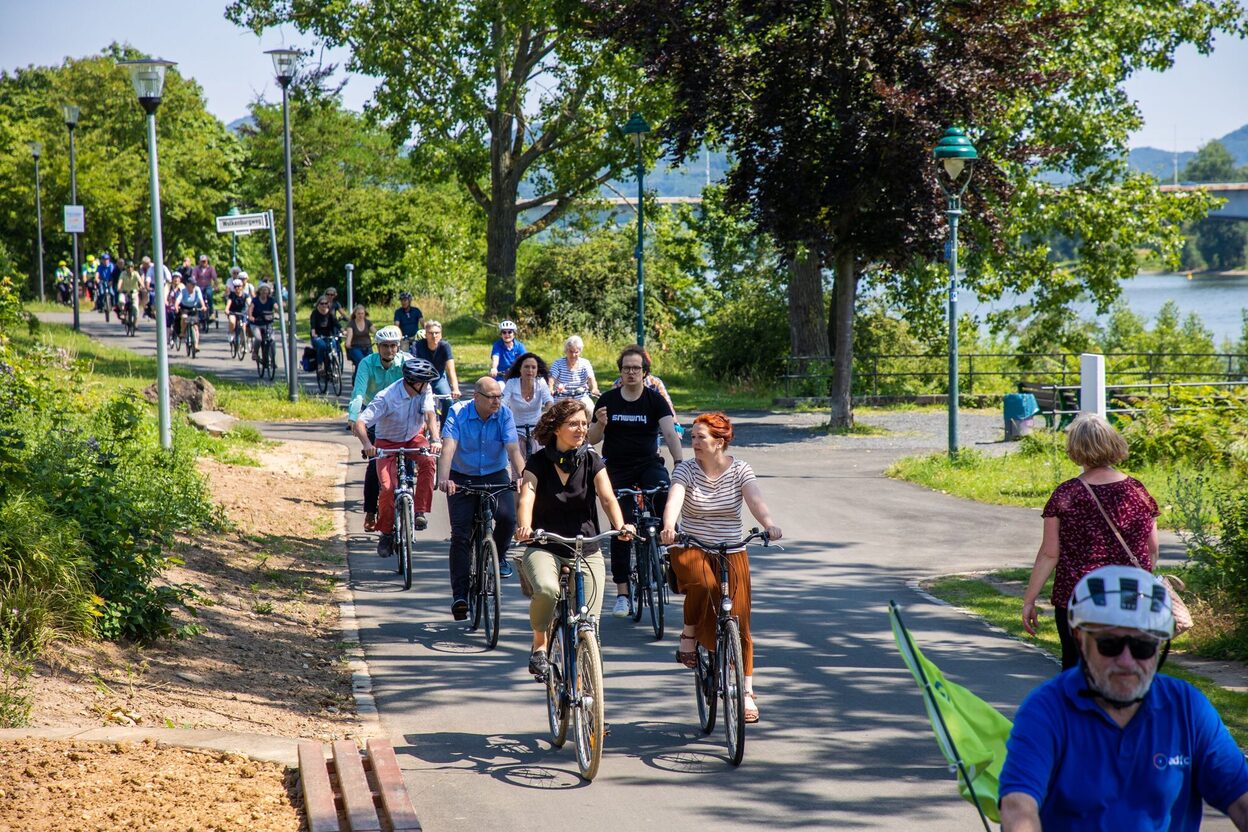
[299,738,422,832]
[1017,381,1078,429]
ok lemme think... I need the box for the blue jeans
[312,335,334,368]
[347,346,370,367]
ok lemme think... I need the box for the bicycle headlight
[721,598,733,612]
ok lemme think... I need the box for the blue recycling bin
[1003,392,1039,440]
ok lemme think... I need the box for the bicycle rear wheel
[573,629,605,781]
[721,619,746,766]
[546,621,569,747]
[331,350,343,396]
[629,541,643,623]
[647,538,664,640]
[482,537,500,649]
[695,642,716,734]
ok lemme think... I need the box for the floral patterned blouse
[1042,476,1159,608]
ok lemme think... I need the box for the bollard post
[1080,353,1106,418]
[345,263,354,313]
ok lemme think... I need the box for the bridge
[1159,183,1248,220]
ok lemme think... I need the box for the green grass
[926,573,1248,747]
[20,322,341,422]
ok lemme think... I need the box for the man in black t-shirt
[588,345,684,618]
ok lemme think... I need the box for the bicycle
[228,315,245,360]
[99,283,116,321]
[456,481,515,650]
[431,393,455,431]
[374,446,438,590]
[673,528,772,767]
[517,423,538,456]
[316,334,344,396]
[525,528,619,782]
[254,324,276,381]
[118,292,138,337]
[178,308,203,358]
[615,484,669,640]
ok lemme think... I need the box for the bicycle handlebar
[457,482,517,496]
[524,529,621,546]
[676,527,770,552]
[615,484,669,497]
[374,447,439,458]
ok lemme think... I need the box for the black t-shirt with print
[593,385,672,467]
[525,447,606,557]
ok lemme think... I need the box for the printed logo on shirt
[611,414,648,423]
[1153,752,1191,770]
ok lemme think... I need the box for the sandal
[676,633,698,669]
[743,691,760,724]
[363,513,377,533]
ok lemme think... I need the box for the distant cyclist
[248,283,278,361]
[353,358,441,557]
[95,252,117,312]
[114,260,142,323]
[550,334,600,413]
[343,305,374,371]
[309,295,341,373]
[587,344,684,618]
[324,287,349,323]
[488,320,525,380]
[347,326,412,534]
[193,254,217,314]
[411,320,461,403]
[225,279,250,345]
[393,292,423,349]
[55,260,73,304]
[176,278,207,355]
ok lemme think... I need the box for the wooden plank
[366,739,422,832]
[332,740,381,832]
[298,742,340,832]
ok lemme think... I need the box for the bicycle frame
[376,446,438,589]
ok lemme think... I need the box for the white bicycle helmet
[498,320,517,332]
[375,325,403,344]
[1068,565,1175,640]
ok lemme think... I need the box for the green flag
[889,601,1013,826]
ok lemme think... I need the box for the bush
[1116,388,1248,469]
[685,272,789,382]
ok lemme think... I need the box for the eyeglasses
[1093,635,1160,660]
[317,303,329,308]
[620,365,645,374]
[476,392,503,400]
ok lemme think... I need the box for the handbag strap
[1079,478,1146,571]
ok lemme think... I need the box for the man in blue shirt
[95,252,118,312]
[437,377,526,619]
[1000,565,1248,831]
[393,292,423,349]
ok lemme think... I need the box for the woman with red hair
[660,411,782,723]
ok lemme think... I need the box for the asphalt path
[43,305,1230,831]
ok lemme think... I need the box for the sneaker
[528,649,549,681]
[451,597,469,620]
[612,595,631,618]
[376,533,393,558]
[499,559,514,579]
[414,513,428,531]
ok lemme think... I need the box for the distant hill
[1129,122,1248,182]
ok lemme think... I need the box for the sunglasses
[1093,635,1160,660]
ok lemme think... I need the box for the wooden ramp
[298,739,422,832]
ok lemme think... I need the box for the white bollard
[1080,353,1106,418]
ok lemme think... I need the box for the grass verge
[925,572,1248,747]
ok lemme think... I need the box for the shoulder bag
[1079,479,1193,635]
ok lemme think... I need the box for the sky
[1,0,1246,151]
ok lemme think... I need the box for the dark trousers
[447,469,516,598]
[1055,605,1079,670]
[363,426,379,513]
[606,458,670,586]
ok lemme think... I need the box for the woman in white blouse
[502,352,554,454]
[660,411,782,724]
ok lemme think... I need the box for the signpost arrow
[215,211,271,234]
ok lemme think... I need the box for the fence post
[967,353,974,395]
[1080,353,1106,417]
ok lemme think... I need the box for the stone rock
[187,410,239,437]
[144,375,217,413]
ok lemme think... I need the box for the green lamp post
[227,205,240,268]
[622,112,651,346]
[933,127,978,458]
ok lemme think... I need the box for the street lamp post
[63,105,81,330]
[932,127,979,458]
[267,48,301,403]
[120,58,177,450]
[28,142,45,303]
[227,205,240,268]
[622,112,650,346]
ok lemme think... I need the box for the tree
[226,0,667,318]
[1183,140,1241,183]
[593,0,1235,427]
[1195,218,1248,271]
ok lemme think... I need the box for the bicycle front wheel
[629,541,643,623]
[265,341,276,380]
[546,621,569,747]
[331,351,343,396]
[316,354,329,393]
[573,629,605,781]
[647,538,664,640]
[481,537,500,649]
[721,618,746,766]
[695,642,716,734]
[397,495,414,587]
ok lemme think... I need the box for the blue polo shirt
[394,305,422,338]
[999,668,1248,831]
[444,399,517,476]
[491,338,526,376]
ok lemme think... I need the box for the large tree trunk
[787,248,829,358]
[484,200,518,319]
[827,249,858,429]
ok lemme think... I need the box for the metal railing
[782,352,1248,399]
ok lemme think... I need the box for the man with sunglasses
[999,565,1248,831]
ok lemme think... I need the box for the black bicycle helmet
[402,357,438,384]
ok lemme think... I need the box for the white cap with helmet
[498,320,517,332]
[375,325,403,344]
[1068,565,1175,640]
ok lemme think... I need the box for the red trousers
[376,434,434,534]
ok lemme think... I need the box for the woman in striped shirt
[660,412,782,724]
[549,335,600,415]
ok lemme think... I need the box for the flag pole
[890,601,995,832]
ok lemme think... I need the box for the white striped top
[550,357,594,391]
[673,457,757,550]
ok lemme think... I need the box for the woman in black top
[515,399,634,679]
[309,295,341,372]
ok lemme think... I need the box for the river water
[963,272,1248,345]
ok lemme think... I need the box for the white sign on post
[215,212,271,234]
[64,205,85,234]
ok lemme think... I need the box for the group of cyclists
[346,318,783,736]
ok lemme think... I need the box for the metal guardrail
[1039,380,1248,417]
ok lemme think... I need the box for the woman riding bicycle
[309,295,341,372]
[344,304,374,371]
[175,278,207,356]
[660,412,782,724]
[248,283,278,360]
[550,335,600,415]
[225,279,250,345]
[502,352,554,454]
[515,399,634,680]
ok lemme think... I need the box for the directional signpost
[215,211,270,234]
[216,210,291,393]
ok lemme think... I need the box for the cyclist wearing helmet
[248,283,278,360]
[349,325,413,532]
[353,358,442,556]
[225,279,250,343]
[55,260,73,304]
[999,565,1248,831]
[393,292,423,350]
[489,320,526,380]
